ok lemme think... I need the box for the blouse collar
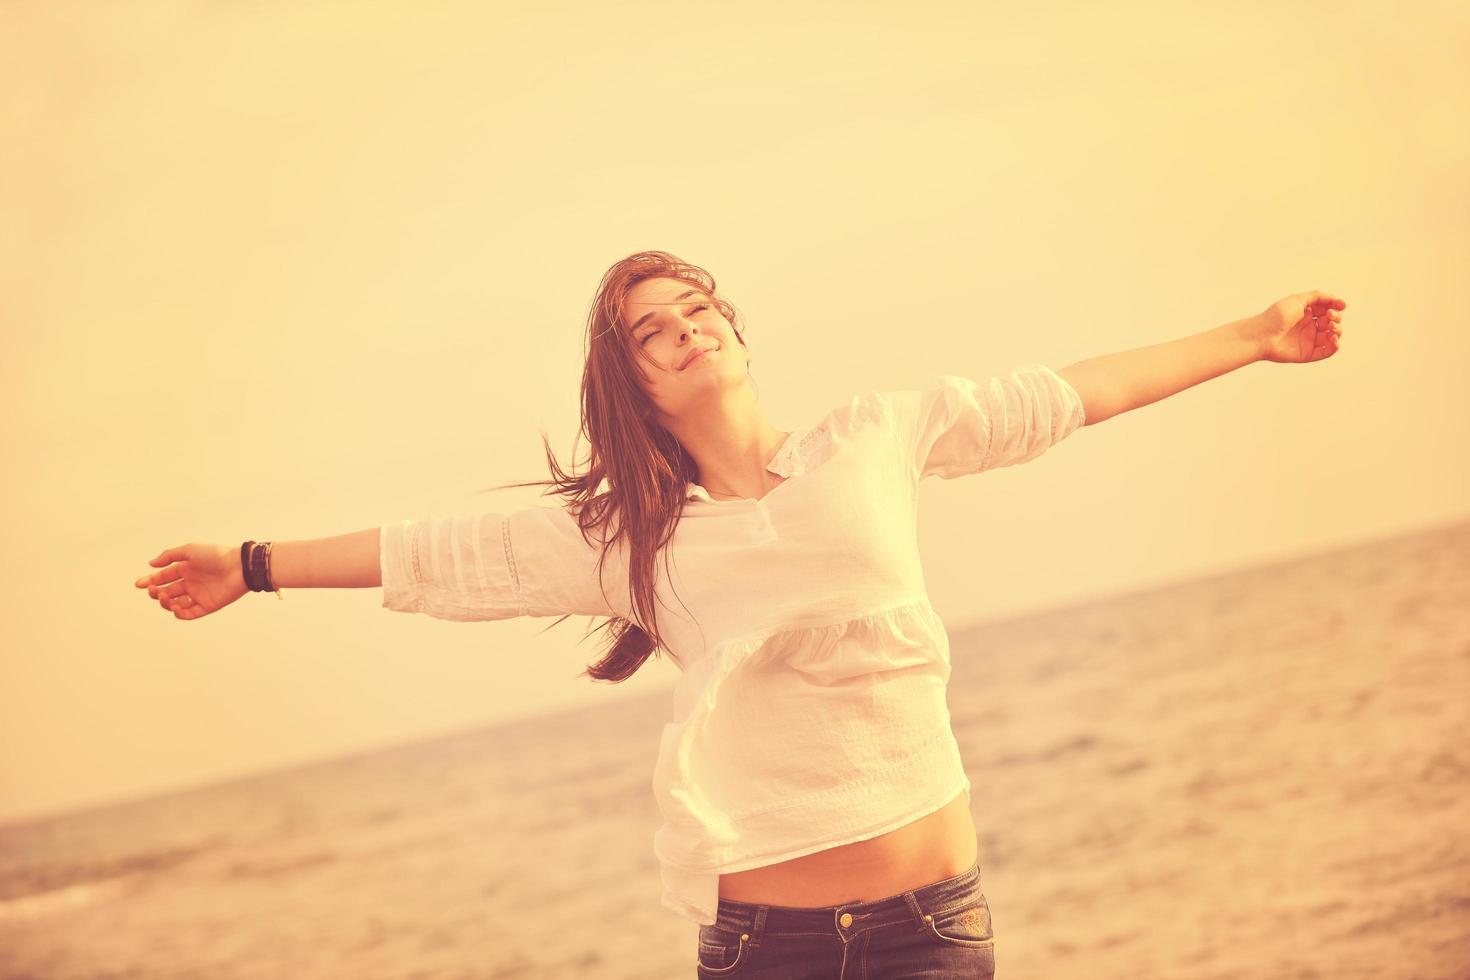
[685,425,811,502]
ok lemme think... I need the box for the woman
[133,250,1345,978]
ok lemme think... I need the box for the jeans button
[839,912,853,927]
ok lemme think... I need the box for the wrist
[227,543,250,593]
[1236,314,1268,363]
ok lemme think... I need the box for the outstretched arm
[136,506,623,624]
[1055,291,1346,426]
[270,529,382,588]
[134,530,384,620]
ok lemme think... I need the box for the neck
[662,385,787,499]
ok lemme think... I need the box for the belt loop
[902,890,928,933]
[750,905,768,948]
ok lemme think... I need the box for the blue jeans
[694,861,996,979]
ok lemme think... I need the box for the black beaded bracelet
[241,541,259,590]
[251,542,267,592]
[240,540,285,599]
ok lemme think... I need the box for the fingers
[1310,305,1343,333]
[150,547,184,566]
[136,547,185,585]
[137,568,182,589]
[161,594,195,613]
[137,575,195,613]
[133,549,202,618]
[155,588,195,611]
[136,547,187,589]
[149,580,188,602]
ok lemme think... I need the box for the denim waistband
[706,861,983,940]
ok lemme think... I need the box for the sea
[3,520,1468,979]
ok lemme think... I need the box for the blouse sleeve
[380,504,623,622]
[884,364,1086,481]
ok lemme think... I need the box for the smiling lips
[681,344,719,369]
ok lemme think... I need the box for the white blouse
[380,364,1087,925]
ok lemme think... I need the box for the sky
[2,0,1466,826]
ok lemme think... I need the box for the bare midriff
[716,789,978,907]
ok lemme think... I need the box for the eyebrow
[630,290,709,333]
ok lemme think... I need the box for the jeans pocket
[921,892,996,949]
[696,923,751,976]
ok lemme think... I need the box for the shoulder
[823,388,892,435]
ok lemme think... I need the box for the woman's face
[622,277,746,411]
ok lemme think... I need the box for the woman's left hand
[1255,290,1347,364]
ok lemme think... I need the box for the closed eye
[640,305,710,346]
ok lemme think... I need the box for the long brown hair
[477,250,753,683]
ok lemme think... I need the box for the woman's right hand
[134,544,248,620]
